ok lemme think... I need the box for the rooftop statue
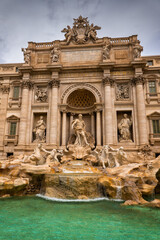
[61,16,101,44]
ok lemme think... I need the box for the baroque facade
[0,16,160,158]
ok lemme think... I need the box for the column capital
[1,85,10,94]
[21,80,34,89]
[103,76,114,86]
[48,79,60,88]
[131,75,145,85]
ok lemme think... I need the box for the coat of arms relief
[61,16,101,44]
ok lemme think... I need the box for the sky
[0,0,160,63]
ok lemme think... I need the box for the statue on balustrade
[118,114,132,142]
[133,44,143,59]
[22,48,31,65]
[33,116,46,143]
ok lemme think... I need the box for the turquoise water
[0,196,160,240]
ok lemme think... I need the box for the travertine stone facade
[0,16,160,158]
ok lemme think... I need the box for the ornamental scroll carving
[116,83,130,101]
[61,15,101,44]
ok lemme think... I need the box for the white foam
[62,169,93,173]
[36,194,123,202]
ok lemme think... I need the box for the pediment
[147,74,158,79]
[7,115,20,121]
[147,111,160,118]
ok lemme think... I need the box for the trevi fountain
[1,15,160,240]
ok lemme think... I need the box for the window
[13,86,19,99]
[149,81,156,94]
[152,120,160,134]
[9,122,17,137]
[147,60,153,66]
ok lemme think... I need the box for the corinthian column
[96,110,101,146]
[61,111,67,146]
[103,77,114,145]
[18,79,33,145]
[133,75,148,145]
[48,79,60,145]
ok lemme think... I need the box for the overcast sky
[0,0,160,63]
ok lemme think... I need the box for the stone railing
[146,92,160,104]
[4,135,18,146]
[110,35,138,45]
[149,133,160,145]
[28,42,54,49]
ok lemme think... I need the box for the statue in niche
[35,87,47,102]
[72,114,89,147]
[118,114,132,142]
[50,47,60,62]
[22,48,31,65]
[103,45,110,60]
[33,116,46,143]
[67,114,95,159]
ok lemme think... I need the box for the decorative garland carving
[61,83,102,103]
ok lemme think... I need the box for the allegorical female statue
[33,116,46,142]
[118,114,132,142]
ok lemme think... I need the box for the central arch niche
[67,89,96,109]
[60,88,102,147]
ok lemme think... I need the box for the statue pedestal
[67,145,91,160]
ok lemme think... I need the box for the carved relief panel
[116,83,130,101]
[34,86,48,103]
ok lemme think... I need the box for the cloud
[0,0,160,63]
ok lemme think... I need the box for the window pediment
[7,115,20,121]
[147,112,160,119]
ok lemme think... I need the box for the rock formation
[0,144,160,208]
